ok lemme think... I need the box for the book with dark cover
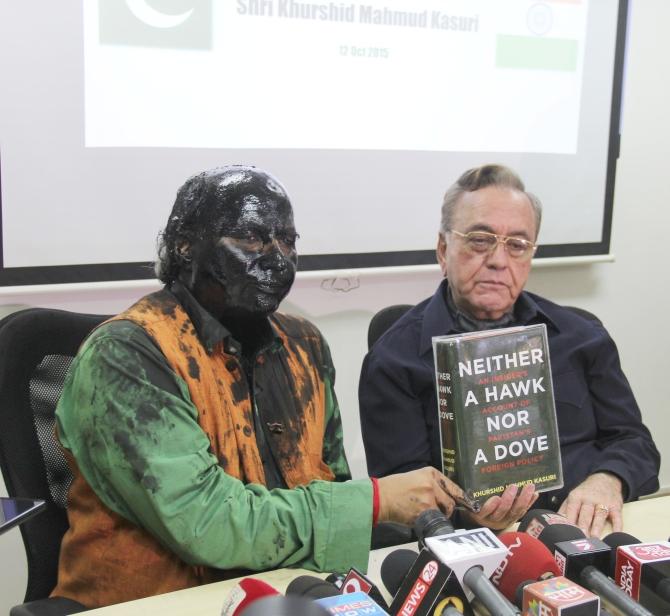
[433,324,563,503]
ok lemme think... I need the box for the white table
[86,495,670,615]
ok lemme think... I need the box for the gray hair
[440,164,542,239]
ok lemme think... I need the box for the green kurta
[56,286,373,583]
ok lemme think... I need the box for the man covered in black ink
[53,166,462,608]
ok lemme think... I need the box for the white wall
[1,0,668,611]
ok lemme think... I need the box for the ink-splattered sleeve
[56,321,373,574]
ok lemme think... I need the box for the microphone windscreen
[220,577,280,616]
[603,532,640,546]
[285,575,340,599]
[239,595,330,616]
[493,532,561,602]
[324,572,345,588]
[414,508,455,542]
[514,580,536,609]
[518,509,576,537]
[379,548,418,596]
[518,509,558,531]
[602,532,640,576]
[536,523,585,550]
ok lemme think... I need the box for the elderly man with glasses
[359,164,659,537]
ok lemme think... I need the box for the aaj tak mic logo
[626,542,670,561]
[99,0,213,49]
[616,541,670,599]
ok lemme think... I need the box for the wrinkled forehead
[453,186,536,237]
[208,168,294,231]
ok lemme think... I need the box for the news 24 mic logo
[99,0,212,50]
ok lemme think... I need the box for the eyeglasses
[448,229,537,261]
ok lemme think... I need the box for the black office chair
[0,308,111,615]
[366,304,417,548]
[563,305,603,325]
[367,304,413,350]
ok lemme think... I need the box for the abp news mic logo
[99,0,213,50]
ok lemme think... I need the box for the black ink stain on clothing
[273,526,286,554]
[112,429,148,484]
[229,375,247,404]
[187,356,200,380]
[143,290,178,319]
[141,474,160,493]
[137,400,161,424]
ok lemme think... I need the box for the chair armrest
[10,596,89,616]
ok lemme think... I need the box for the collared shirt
[359,279,660,509]
[56,283,372,575]
[170,282,286,489]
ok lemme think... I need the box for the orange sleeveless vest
[53,290,335,607]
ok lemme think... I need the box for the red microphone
[603,532,670,612]
[493,533,602,614]
[339,567,390,611]
[220,577,281,616]
[492,531,561,603]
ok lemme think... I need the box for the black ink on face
[189,168,298,319]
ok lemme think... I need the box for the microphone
[533,524,607,580]
[315,590,389,615]
[414,508,455,548]
[339,566,390,611]
[381,548,473,615]
[287,573,390,615]
[517,508,577,538]
[220,578,280,616]
[416,510,519,616]
[238,594,330,615]
[493,532,601,614]
[534,524,653,615]
[492,532,561,602]
[521,576,602,615]
[285,575,341,599]
[325,572,345,589]
[380,548,420,597]
[603,532,670,611]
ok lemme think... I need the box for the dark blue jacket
[359,279,660,509]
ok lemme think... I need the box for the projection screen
[0,0,626,286]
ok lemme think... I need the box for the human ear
[436,233,448,278]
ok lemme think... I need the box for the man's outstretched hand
[558,472,624,537]
[463,483,538,530]
[377,467,463,526]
